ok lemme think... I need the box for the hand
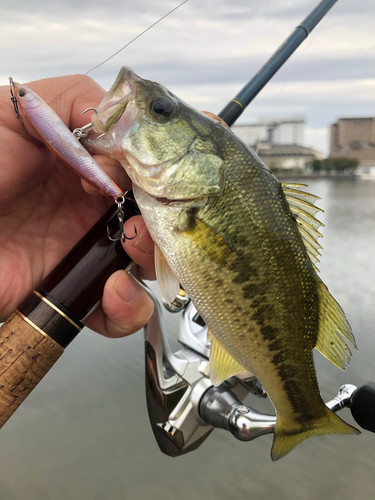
[0,75,155,337]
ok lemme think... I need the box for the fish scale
[83,66,359,460]
[179,140,321,410]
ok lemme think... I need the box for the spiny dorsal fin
[281,183,322,205]
[154,243,180,305]
[209,332,248,386]
[281,183,324,272]
[314,278,357,370]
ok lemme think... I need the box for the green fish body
[84,67,359,460]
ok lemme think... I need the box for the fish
[10,80,123,200]
[83,66,360,460]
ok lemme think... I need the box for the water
[1,178,375,500]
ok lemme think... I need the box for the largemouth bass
[84,67,359,460]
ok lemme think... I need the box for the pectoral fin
[209,332,247,386]
[177,215,235,268]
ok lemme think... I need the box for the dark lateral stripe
[16,291,83,348]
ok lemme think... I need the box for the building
[330,117,375,166]
[255,144,322,171]
[231,116,322,171]
[232,116,305,147]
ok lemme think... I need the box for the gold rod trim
[16,311,64,350]
[232,99,244,110]
[33,291,82,331]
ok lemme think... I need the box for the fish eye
[150,96,174,119]
[18,89,26,98]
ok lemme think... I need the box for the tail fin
[271,408,360,461]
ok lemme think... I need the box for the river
[0,178,374,500]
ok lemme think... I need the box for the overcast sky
[1,0,374,155]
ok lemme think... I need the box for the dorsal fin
[281,183,324,272]
[314,278,357,369]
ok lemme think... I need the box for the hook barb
[106,224,137,242]
[81,107,97,115]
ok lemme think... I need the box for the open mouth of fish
[91,67,140,135]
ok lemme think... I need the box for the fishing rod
[219,0,339,127]
[1,0,374,449]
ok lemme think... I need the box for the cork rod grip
[0,312,64,428]
[0,197,138,429]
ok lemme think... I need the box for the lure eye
[18,89,26,98]
[150,96,174,119]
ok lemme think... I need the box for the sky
[1,0,374,155]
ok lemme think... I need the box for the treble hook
[73,121,96,139]
[107,196,137,243]
[72,108,97,138]
[9,77,21,120]
[73,108,107,139]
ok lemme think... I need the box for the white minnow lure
[10,80,123,200]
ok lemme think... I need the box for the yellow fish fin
[154,243,180,305]
[209,332,247,386]
[281,183,324,272]
[314,278,357,370]
[178,215,235,268]
[271,407,359,461]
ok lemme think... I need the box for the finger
[123,216,156,281]
[84,270,154,338]
[0,124,55,201]
[80,155,131,195]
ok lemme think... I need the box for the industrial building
[330,117,375,165]
[232,116,322,171]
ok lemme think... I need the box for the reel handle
[350,382,375,433]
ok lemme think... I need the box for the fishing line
[48,0,188,104]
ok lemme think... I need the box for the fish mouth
[158,197,191,205]
[133,184,207,211]
[153,195,208,210]
[91,67,140,134]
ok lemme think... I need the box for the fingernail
[114,272,138,303]
[133,227,154,255]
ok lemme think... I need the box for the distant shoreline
[275,171,358,180]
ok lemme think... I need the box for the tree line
[310,158,359,172]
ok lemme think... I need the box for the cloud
[0,0,373,156]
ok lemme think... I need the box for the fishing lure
[9,78,123,200]
[9,78,139,242]
[8,2,188,239]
